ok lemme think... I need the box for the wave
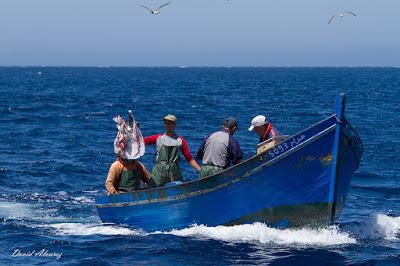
[0,202,357,245]
[161,223,357,246]
[0,201,35,219]
[0,201,83,224]
[65,111,106,120]
[0,191,98,230]
[351,185,400,195]
[39,221,358,245]
[71,196,95,204]
[0,191,95,205]
[0,167,11,173]
[348,214,400,241]
[376,214,400,240]
[352,171,386,180]
[1,196,397,245]
[47,223,142,236]
[82,189,101,194]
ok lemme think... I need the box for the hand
[108,188,117,195]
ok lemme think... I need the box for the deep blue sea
[0,67,399,265]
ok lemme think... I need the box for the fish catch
[113,110,145,159]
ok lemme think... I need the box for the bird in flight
[139,2,172,15]
[328,11,357,24]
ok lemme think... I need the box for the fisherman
[144,114,201,187]
[248,115,281,143]
[196,116,243,178]
[105,156,155,194]
[105,111,156,194]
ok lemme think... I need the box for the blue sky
[0,0,399,66]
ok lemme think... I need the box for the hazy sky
[0,0,399,66]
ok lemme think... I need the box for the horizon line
[0,65,399,68]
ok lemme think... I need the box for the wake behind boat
[95,93,363,231]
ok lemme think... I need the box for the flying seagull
[328,11,357,24]
[139,2,172,15]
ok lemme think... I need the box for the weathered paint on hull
[225,202,333,228]
[331,127,361,221]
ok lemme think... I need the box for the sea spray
[375,214,400,240]
[162,222,356,246]
[347,213,400,240]
[48,223,143,236]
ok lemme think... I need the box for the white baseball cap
[248,115,268,131]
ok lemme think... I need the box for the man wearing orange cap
[144,114,201,187]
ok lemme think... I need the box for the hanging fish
[113,110,145,159]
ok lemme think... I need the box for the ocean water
[0,67,399,265]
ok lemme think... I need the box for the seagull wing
[345,11,357,16]
[139,5,154,13]
[328,15,336,24]
[159,2,172,9]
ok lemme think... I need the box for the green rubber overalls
[151,134,183,187]
[198,164,224,178]
[118,169,140,192]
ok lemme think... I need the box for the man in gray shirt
[196,117,243,178]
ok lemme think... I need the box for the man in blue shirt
[196,117,243,178]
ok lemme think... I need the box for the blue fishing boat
[95,93,363,231]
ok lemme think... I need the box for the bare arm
[189,159,201,172]
[180,137,200,172]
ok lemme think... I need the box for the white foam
[375,214,400,240]
[349,213,400,241]
[71,196,94,204]
[48,223,142,236]
[0,198,98,225]
[0,201,81,225]
[83,190,100,194]
[55,191,68,197]
[0,202,34,219]
[90,111,106,116]
[163,222,356,246]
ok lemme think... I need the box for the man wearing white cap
[248,115,281,143]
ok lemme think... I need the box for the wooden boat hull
[95,94,362,231]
